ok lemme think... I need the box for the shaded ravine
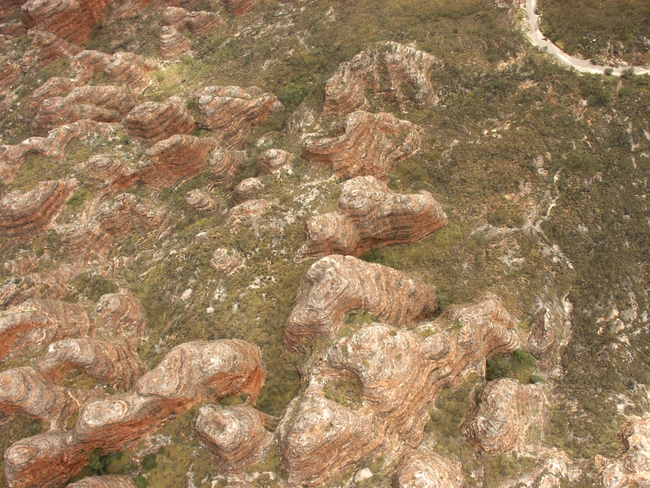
[524,0,650,76]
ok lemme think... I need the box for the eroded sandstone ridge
[158,26,192,61]
[302,111,421,181]
[296,175,447,261]
[323,41,443,116]
[598,413,650,488]
[460,378,547,456]
[393,451,463,488]
[278,294,520,485]
[195,86,283,148]
[221,0,256,16]
[0,180,75,241]
[4,340,264,488]
[285,255,437,350]
[184,188,224,215]
[195,403,273,473]
[257,148,292,174]
[68,476,138,488]
[123,97,194,143]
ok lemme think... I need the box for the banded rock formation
[31,85,137,136]
[195,404,273,473]
[162,7,222,36]
[94,290,149,347]
[0,265,78,309]
[323,41,443,116]
[84,155,134,195]
[393,451,463,488]
[279,294,520,485]
[221,0,256,15]
[209,249,244,275]
[257,148,292,174]
[158,26,192,61]
[68,476,138,488]
[29,77,77,114]
[460,378,546,456]
[0,299,92,361]
[302,111,421,181]
[285,254,437,350]
[296,175,447,261]
[0,180,75,241]
[208,147,246,189]
[195,86,283,148]
[4,340,264,488]
[233,177,264,205]
[21,0,112,45]
[123,97,194,143]
[598,413,650,488]
[184,188,224,214]
[29,29,82,67]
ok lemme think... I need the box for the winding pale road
[524,0,650,76]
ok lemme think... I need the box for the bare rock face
[598,413,650,488]
[29,77,77,113]
[94,291,149,347]
[0,180,74,241]
[129,135,218,188]
[124,97,194,143]
[0,367,103,429]
[29,29,82,66]
[4,340,264,488]
[195,404,273,473]
[85,155,134,195]
[323,41,443,117]
[184,188,224,214]
[279,295,520,485]
[195,86,283,148]
[257,148,292,174]
[285,254,437,351]
[161,6,221,36]
[0,299,92,361]
[296,176,447,261]
[21,0,112,45]
[102,52,156,95]
[31,85,137,136]
[302,111,421,181]
[210,248,244,275]
[68,476,138,488]
[158,26,192,61]
[0,265,78,309]
[208,147,246,189]
[460,378,546,456]
[232,177,264,205]
[393,451,463,488]
[221,0,255,15]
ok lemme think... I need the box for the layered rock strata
[460,378,546,456]
[0,180,75,241]
[208,147,246,189]
[257,148,292,174]
[393,451,463,488]
[598,413,650,488]
[278,294,520,485]
[123,97,194,143]
[195,404,273,473]
[158,26,191,61]
[0,299,92,361]
[0,265,78,309]
[102,51,156,94]
[209,249,244,275]
[296,175,447,261]
[161,7,222,36]
[285,254,437,351]
[184,188,224,214]
[20,0,112,45]
[221,0,256,15]
[302,111,421,181]
[323,41,443,116]
[4,340,264,488]
[94,291,149,347]
[195,86,283,148]
[68,476,138,488]
[232,177,264,205]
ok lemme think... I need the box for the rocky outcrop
[221,0,255,15]
[233,177,264,205]
[257,148,292,174]
[0,119,104,182]
[102,51,156,95]
[208,147,246,189]
[460,378,546,456]
[228,199,273,225]
[68,476,138,488]
[162,7,222,36]
[0,299,92,361]
[94,290,149,347]
[302,111,421,181]
[85,155,134,195]
[0,265,78,309]
[158,26,191,61]
[209,249,244,275]
[20,0,112,45]
[279,294,520,485]
[195,86,283,148]
[285,254,437,351]
[195,404,273,473]
[296,176,447,261]
[124,97,194,143]
[4,340,264,488]
[184,188,224,214]
[30,29,82,66]
[29,77,77,114]
[598,413,650,488]
[0,63,22,93]
[31,85,137,136]
[0,367,103,429]
[323,42,443,116]
[0,180,75,241]
[393,451,462,488]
